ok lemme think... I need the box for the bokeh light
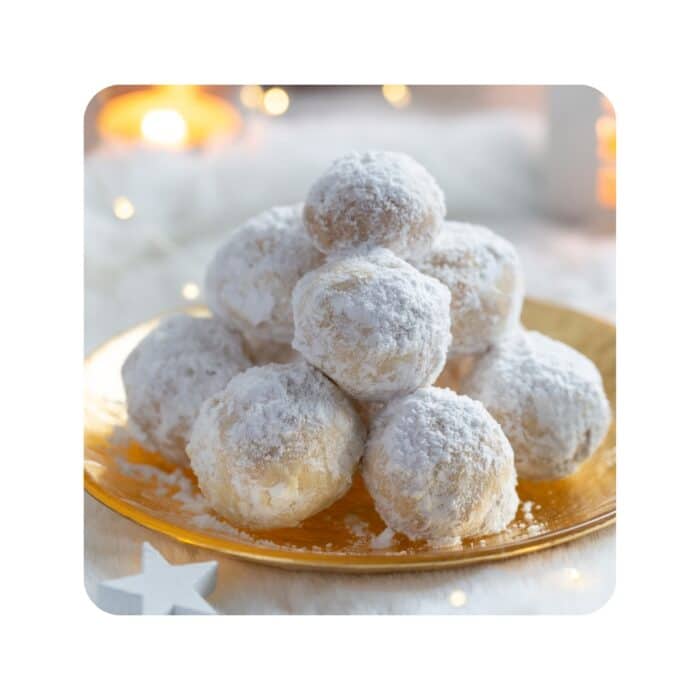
[449,589,468,607]
[382,84,412,109]
[240,85,264,110]
[563,567,581,582]
[181,282,200,301]
[263,87,290,116]
[112,196,135,220]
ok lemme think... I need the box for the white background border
[4,1,697,697]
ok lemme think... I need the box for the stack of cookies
[122,151,611,546]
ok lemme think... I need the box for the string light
[262,87,290,116]
[140,108,188,147]
[181,282,200,301]
[240,85,264,110]
[112,196,135,220]
[382,84,411,109]
[449,589,467,607]
[563,567,581,582]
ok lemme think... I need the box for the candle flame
[140,109,188,147]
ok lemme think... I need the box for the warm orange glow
[601,96,615,116]
[596,115,616,161]
[596,96,616,211]
[98,86,241,147]
[597,164,616,210]
[141,109,188,147]
[262,87,290,116]
[240,85,264,110]
[382,84,411,108]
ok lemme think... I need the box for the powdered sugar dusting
[415,221,524,355]
[121,315,251,465]
[463,330,611,480]
[364,387,518,544]
[303,151,445,257]
[115,459,303,549]
[292,247,452,402]
[205,204,324,343]
[370,527,396,549]
[187,361,366,529]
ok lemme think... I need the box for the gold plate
[85,300,616,572]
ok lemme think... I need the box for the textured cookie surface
[303,151,445,257]
[292,247,452,402]
[121,315,251,465]
[206,204,324,343]
[463,330,611,480]
[416,221,524,355]
[364,387,518,545]
[187,362,366,529]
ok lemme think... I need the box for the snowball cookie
[363,387,518,545]
[292,247,452,402]
[205,204,324,344]
[187,362,366,529]
[303,151,445,257]
[121,315,251,465]
[462,331,611,481]
[416,221,524,356]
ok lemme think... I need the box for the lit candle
[596,97,616,210]
[98,85,241,148]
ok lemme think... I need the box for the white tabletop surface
[84,92,615,613]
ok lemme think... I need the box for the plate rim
[85,472,614,572]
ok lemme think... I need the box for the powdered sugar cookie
[363,387,518,545]
[462,330,611,480]
[303,151,445,257]
[292,248,452,402]
[205,204,324,344]
[187,362,366,529]
[121,315,251,465]
[416,221,524,355]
